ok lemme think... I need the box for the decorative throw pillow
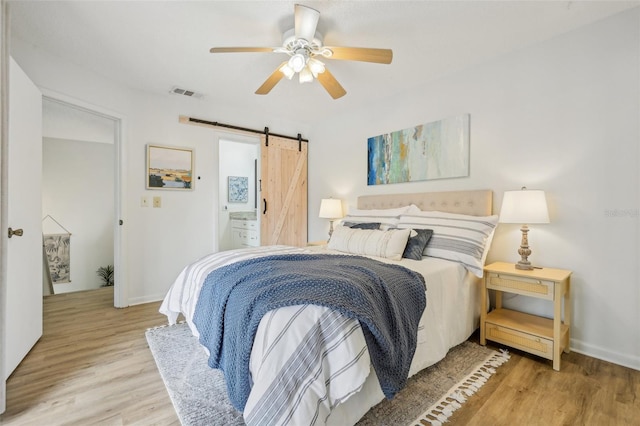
[402,229,433,260]
[342,204,420,230]
[342,221,381,230]
[327,226,411,261]
[398,211,499,277]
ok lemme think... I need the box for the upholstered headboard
[357,189,493,216]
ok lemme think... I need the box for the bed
[159,189,497,426]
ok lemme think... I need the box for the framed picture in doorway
[146,144,194,190]
[228,176,249,203]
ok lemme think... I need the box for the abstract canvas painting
[367,114,470,185]
[228,176,249,203]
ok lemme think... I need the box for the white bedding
[323,247,480,425]
[159,245,480,425]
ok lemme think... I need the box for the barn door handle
[263,198,267,215]
[8,227,23,238]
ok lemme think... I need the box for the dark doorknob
[8,228,24,238]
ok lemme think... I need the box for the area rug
[146,323,509,426]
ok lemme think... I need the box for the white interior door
[4,57,43,379]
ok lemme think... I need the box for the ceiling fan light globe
[288,53,307,73]
[299,67,314,84]
[308,58,325,75]
[279,63,295,80]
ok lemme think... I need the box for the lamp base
[515,224,534,270]
[515,260,533,270]
[328,219,335,239]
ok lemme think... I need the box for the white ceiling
[9,1,639,125]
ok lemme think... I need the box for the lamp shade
[499,189,550,224]
[319,198,343,219]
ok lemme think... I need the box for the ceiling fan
[210,4,393,99]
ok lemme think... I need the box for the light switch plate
[141,196,149,207]
[153,196,161,208]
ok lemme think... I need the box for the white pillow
[327,227,412,261]
[398,211,499,277]
[341,204,420,230]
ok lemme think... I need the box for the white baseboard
[127,293,166,306]
[571,338,640,371]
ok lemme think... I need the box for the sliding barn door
[260,135,307,247]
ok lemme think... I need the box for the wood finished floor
[0,287,638,425]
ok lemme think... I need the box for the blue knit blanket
[193,253,427,412]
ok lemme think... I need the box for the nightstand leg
[564,277,571,354]
[480,278,487,345]
[553,283,562,371]
[497,291,504,309]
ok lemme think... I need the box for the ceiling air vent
[170,86,204,99]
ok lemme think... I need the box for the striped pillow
[398,211,498,277]
[341,204,420,230]
[328,227,412,261]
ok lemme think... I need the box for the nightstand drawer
[487,272,554,300]
[485,322,554,360]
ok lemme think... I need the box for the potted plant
[96,264,114,287]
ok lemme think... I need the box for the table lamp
[499,187,550,270]
[319,198,343,238]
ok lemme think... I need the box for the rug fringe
[146,320,186,332]
[410,349,510,426]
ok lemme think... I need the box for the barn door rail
[179,115,308,147]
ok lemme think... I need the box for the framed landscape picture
[146,144,194,190]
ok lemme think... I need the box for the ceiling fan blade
[323,47,393,64]
[294,4,320,42]
[210,47,276,53]
[255,62,288,95]
[316,68,346,100]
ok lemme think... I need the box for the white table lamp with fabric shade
[499,188,550,270]
[319,198,343,238]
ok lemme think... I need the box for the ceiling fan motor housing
[282,28,324,51]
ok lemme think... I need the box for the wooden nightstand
[480,261,572,371]
[306,240,328,247]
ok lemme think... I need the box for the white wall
[43,98,115,144]
[308,9,639,370]
[42,137,114,293]
[10,36,310,306]
[218,138,259,251]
